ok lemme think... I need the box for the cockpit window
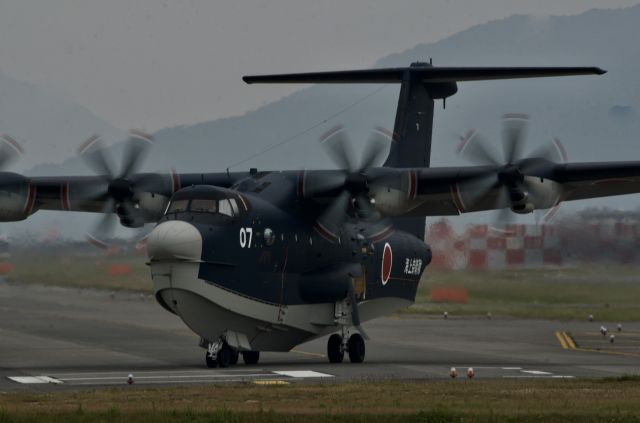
[218,199,233,217]
[190,198,217,213]
[167,199,189,213]
[165,196,242,218]
[229,198,239,215]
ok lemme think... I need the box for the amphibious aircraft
[1,62,638,367]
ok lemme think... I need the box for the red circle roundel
[381,242,392,285]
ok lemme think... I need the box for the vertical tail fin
[383,62,454,168]
[382,62,456,239]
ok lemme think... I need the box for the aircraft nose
[147,220,203,261]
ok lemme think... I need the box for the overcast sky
[0,0,638,131]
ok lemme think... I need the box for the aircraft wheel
[347,333,365,363]
[242,351,260,365]
[217,345,232,368]
[205,351,218,368]
[327,334,344,363]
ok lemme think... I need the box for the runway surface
[1,280,639,391]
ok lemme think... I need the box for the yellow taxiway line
[556,330,640,359]
[254,380,290,386]
[555,331,569,350]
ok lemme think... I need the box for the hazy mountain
[123,6,640,174]
[34,6,640,172]
[12,5,640,238]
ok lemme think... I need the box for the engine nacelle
[368,170,424,216]
[369,187,423,216]
[522,176,563,211]
[0,173,34,222]
[119,192,170,228]
[508,176,562,215]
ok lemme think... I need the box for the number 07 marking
[239,227,253,248]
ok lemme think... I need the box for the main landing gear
[205,340,259,368]
[327,330,365,364]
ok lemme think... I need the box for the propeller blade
[490,207,516,236]
[489,187,517,236]
[298,170,348,198]
[456,171,499,211]
[315,190,351,237]
[501,113,529,163]
[78,135,115,179]
[319,126,357,172]
[87,198,117,244]
[527,136,568,164]
[358,127,391,171]
[0,135,24,169]
[543,203,562,222]
[120,130,154,178]
[456,130,501,166]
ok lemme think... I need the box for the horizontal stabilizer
[243,66,606,84]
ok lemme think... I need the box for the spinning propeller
[0,134,23,171]
[313,125,393,241]
[456,114,567,232]
[78,130,157,246]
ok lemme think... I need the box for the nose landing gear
[205,339,258,368]
[205,340,241,368]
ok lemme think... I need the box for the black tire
[327,334,344,363]
[230,350,240,365]
[205,352,218,368]
[217,346,232,368]
[347,333,365,363]
[242,351,260,365]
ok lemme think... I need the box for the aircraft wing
[28,172,236,215]
[1,161,639,228]
[399,162,640,216]
[555,162,640,201]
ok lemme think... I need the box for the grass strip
[1,379,640,421]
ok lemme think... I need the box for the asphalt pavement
[1,280,639,391]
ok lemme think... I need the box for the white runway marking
[520,370,552,375]
[8,376,63,384]
[444,366,574,379]
[8,369,334,385]
[273,370,333,378]
[500,368,573,379]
